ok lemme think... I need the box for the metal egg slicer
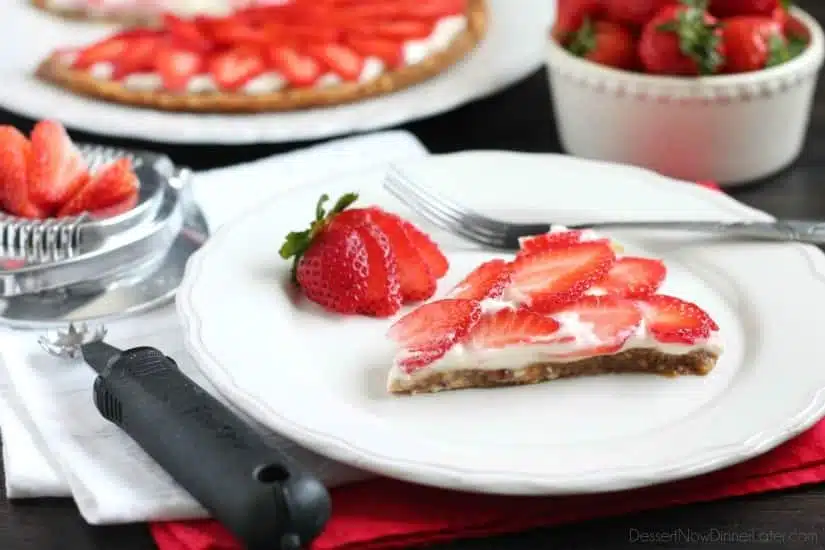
[0,144,210,329]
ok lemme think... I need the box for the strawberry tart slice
[387,229,723,395]
[35,0,487,113]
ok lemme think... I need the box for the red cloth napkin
[151,180,825,550]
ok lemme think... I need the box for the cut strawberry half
[518,230,586,255]
[28,120,89,212]
[636,294,719,345]
[306,43,364,81]
[554,296,643,357]
[0,126,44,219]
[266,46,322,87]
[387,299,482,372]
[467,308,561,350]
[57,158,138,217]
[393,214,449,278]
[352,221,403,317]
[448,259,511,301]
[209,46,267,90]
[509,241,616,312]
[345,36,404,68]
[589,257,667,298]
[155,46,204,92]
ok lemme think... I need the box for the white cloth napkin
[0,130,429,524]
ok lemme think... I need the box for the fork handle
[573,220,825,245]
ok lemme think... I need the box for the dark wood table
[3,3,825,548]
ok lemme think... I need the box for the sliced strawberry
[163,14,213,52]
[518,230,586,255]
[306,43,364,81]
[636,294,719,345]
[336,207,438,302]
[89,193,139,220]
[387,299,482,372]
[70,30,154,69]
[393,215,448,278]
[209,46,266,91]
[28,120,88,212]
[204,15,269,45]
[553,296,643,357]
[111,34,162,79]
[590,257,667,298]
[467,309,561,349]
[363,20,436,40]
[284,25,342,44]
[57,158,138,217]
[266,46,322,87]
[155,46,204,92]
[0,126,44,219]
[294,223,370,315]
[345,36,404,67]
[508,241,616,312]
[448,259,511,301]
[353,221,403,317]
[401,0,467,19]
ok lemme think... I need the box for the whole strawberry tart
[35,0,487,113]
[386,228,724,395]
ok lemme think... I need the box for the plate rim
[177,151,825,494]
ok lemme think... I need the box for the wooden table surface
[3,2,825,549]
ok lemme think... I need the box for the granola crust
[388,348,719,395]
[34,0,488,113]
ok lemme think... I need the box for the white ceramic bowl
[545,8,825,186]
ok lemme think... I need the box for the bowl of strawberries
[546,0,824,185]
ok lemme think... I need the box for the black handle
[92,346,331,550]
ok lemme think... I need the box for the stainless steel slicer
[0,145,210,329]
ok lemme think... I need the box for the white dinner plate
[177,151,825,494]
[0,0,551,144]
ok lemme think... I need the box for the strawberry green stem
[658,1,723,75]
[567,18,597,58]
[279,191,359,282]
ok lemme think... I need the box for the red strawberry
[589,257,666,298]
[335,207,442,302]
[209,46,266,90]
[636,294,719,345]
[519,230,588,256]
[554,296,643,357]
[565,19,639,70]
[155,47,204,92]
[448,259,511,301]
[70,30,153,69]
[109,34,162,79]
[266,46,322,87]
[709,0,786,18]
[392,214,449,278]
[387,299,482,372]
[280,193,406,316]
[552,0,604,44]
[467,309,562,349]
[307,43,364,81]
[205,15,270,45]
[0,126,45,219]
[57,158,138,217]
[401,0,467,19]
[509,241,616,312]
[346,36,404,68]
[28,120,88,212]
[89,193,139,220]
[163,14,213,52]
[602,0,678,27]
[721,15,792,73]
[353,222,402,317]
[639,3,726,75]
[367,20,435,40]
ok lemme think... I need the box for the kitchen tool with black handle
[82,341,331,550]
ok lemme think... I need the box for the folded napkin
[150,180,825,550]
[0,130,429,520]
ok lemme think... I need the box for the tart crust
[31,0,155,24]
[34,0,488,113]
[388,349,720,395]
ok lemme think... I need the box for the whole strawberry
[721,16,791,73]
[552,0,603,45]
[709,0,789,18]
[279,192,403,317]
[602,0,679,28]
[639,1,726,76]
[566,19,639,70]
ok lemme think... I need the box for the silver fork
[384,167,825,250]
